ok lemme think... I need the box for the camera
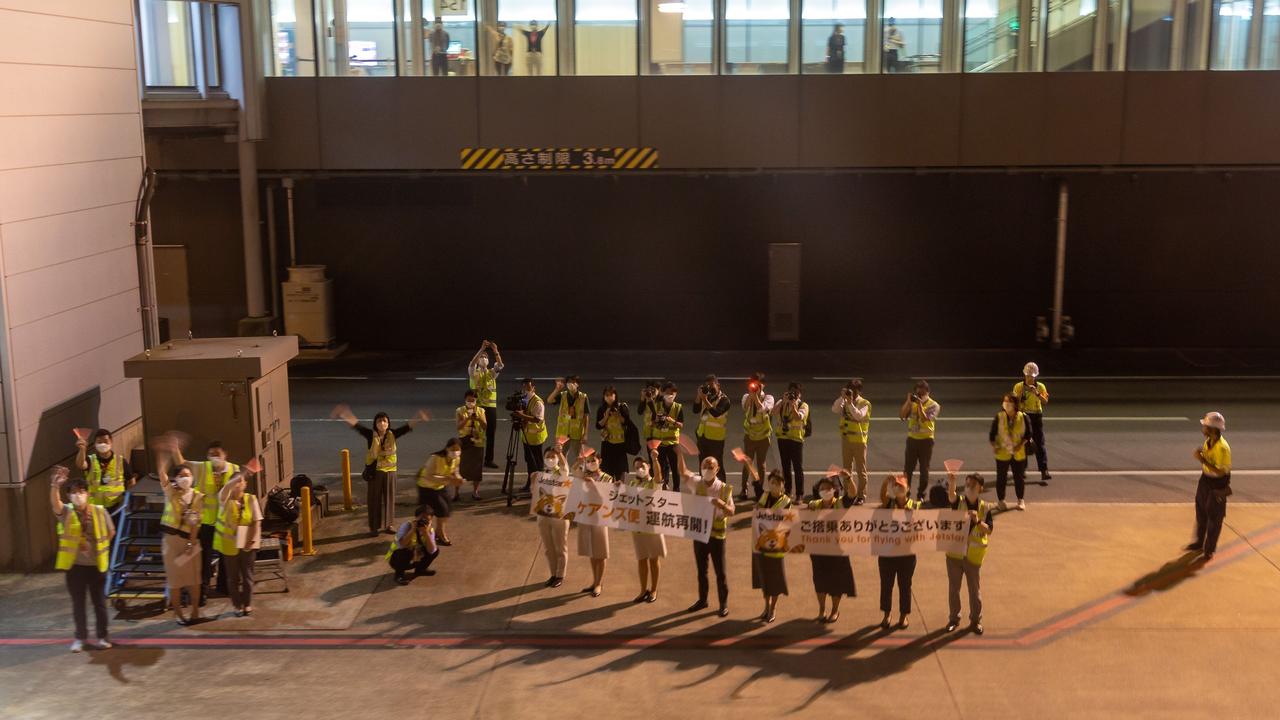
[415,517,430,528]
[701,384,715,397]
[911,394,921,403]
[784,391,798,402]
[505,391,528,428]
[747,381,761,394]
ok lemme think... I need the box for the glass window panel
[576,0,638,74]
[346,0,397,75]
[647,0,715,74]
[1127,0,1175,69]
[140,0,196,87]
[493,0,558,75]
[964,0,1021,71]
[428,1,479,75]
[1210,0,1252,69]
[724,0,791,73]
[801,0,867,73]
[1264,0,1280,68]
[881,0,943,72]
[1046,0,1094,71]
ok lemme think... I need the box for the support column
[865,0,881,73]
[941,0,964,72]
[238,134,269,329]
[788,0,801,72]
[1051,179,1069,350]
[1248,0,1265,69]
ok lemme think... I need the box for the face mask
[604,396,616,405]
[586,461,599,473]
[1002,402,1014,413]
[176,475,193,490]
[663,394,676,404]
[525,389,535,399]
[635,467,649,479]
[449,450,461,459]
[209,456,226,470]
[94,443,111,455]
[567,383,578,393]
[465,401,476,409]
[545,457,558,469]
[477,357,489,368]
[376,423,389,434]
[71,492,88,508]
[965,488,979,503]
[820,489,835,501]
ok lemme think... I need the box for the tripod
[502,419,526,507]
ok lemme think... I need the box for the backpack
[623,416,641,456]
[267,485,300,523]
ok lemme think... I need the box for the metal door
[768,243,801,342]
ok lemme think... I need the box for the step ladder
[105,478,167,611]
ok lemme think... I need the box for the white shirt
[831,395,870,421]
[741,393,776,413]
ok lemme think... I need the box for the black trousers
[390,547,439,579]
[996,458,1028,501]
[65,565,108,641]
[696,436,727,483]
[523,440,544,485]
[878,555,917,614]
[1026,412,1048,474]
[657,444,679,491]
[198,523,217,591]
[904,437,935,497]
[600,441,629,481]
[777,439,805,498]
[693,537,728,607]
[430,52,449,76]
[1193,473,1230,554]
[482,407,498,465]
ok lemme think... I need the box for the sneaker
[717,606,730,618]
[545,576,557,587]
[945,620,960,633]
[1017,499,1026,511]
[853,496,866,506]
[484,462,499,469]
[70,639,85,653]
[416,569,436,577]
[971,623,985,636]
[1041,472,1052,481]
[92,638,113,650]
[1184,543,1204,552]
[997,500,1008,511]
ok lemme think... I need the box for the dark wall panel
[1121,73,1206,165]
[1202,72,1280,165]
[260,77,321,169]
[639,77,722,168]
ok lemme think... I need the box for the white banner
[752,507,970,557]
[529,471,572,519]
[565,479,714,543]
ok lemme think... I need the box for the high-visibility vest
[417,455,458,491]
[457,406,486,448]
[1201,436,1232,477]
[601,406,626,444]
[470,368,498,408]
[523,394,548,446]
[87,454,125,507]
[161,489,204,532]
[773,401,809,443]
[385,525,432,562]
[628,473,659,491]
[743,399,773,441]
[650,401,682,446]
[696,396,728,441]
[641,401,655,440]
[838,396,872,443]
[366,431,398,472]
[907,398,941,440]
[807,497,840,510]
[55,504,111,572]
[946,497,990,566]
[993,411,1028,461]
[758,494,792,558]
[214,494,256,557]
[555,392,588,441]
[1013,381,1047,414]
[199,461,238,525]
[884,497,919,510]
[691,480,734,540]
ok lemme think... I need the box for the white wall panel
[0,202,133,276]
[0,9,136,68]
[8,289,138,379]
[16,377,139,479]
[0,65,139,117]
[13,331,141,430]
[0,1,133,25]
[0,157,140,225]
[0,115,142,171]
[4,245,137,327]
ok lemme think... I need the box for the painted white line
[906,376,1280,382]
[296,376,369,381]
[299,469,1280,479]
[414,377,466,381]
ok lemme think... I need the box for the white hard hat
[1200,412,1226,431]
[1023,362,1040,378]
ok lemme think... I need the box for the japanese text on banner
[565,481,714,543]
[752,507,970,557]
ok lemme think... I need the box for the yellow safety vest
[214,493,256,557]
[773,401,809,443]
[807,497,840,510]
[457,406,486,448]
[1201,436,1232,477]
[946,497,990,566]
[651,401,682,445]
[385,525,431,562]
[696,396,728,441]
[470,368,498,408]
[417,454,459,491]
[838,396,872,443]
[1014,381,1047,414]
[641,402,655,441]
[161,489,204,532]
[601,406,626,444]
[907,398,940,440]
[555,392,588,441]
[743,400,773,441]
[366,431,398,473]
[993,411,1027,461]
[55,504,111,572]
[87,454,125,507]
[692,480,734,540]
[523,394,548,446]
[200,461,238,525]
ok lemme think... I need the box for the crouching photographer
[387,505,440,586]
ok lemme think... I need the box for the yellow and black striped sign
[460,147,659,171]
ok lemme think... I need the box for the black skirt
[809,554,856,597]
[751,552,788,596]
[418,486,451,518]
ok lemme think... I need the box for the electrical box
[283,278,336,347]
[123,337,299,498]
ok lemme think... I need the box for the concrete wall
[0,0,147,570]
[145,72,1280,172]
